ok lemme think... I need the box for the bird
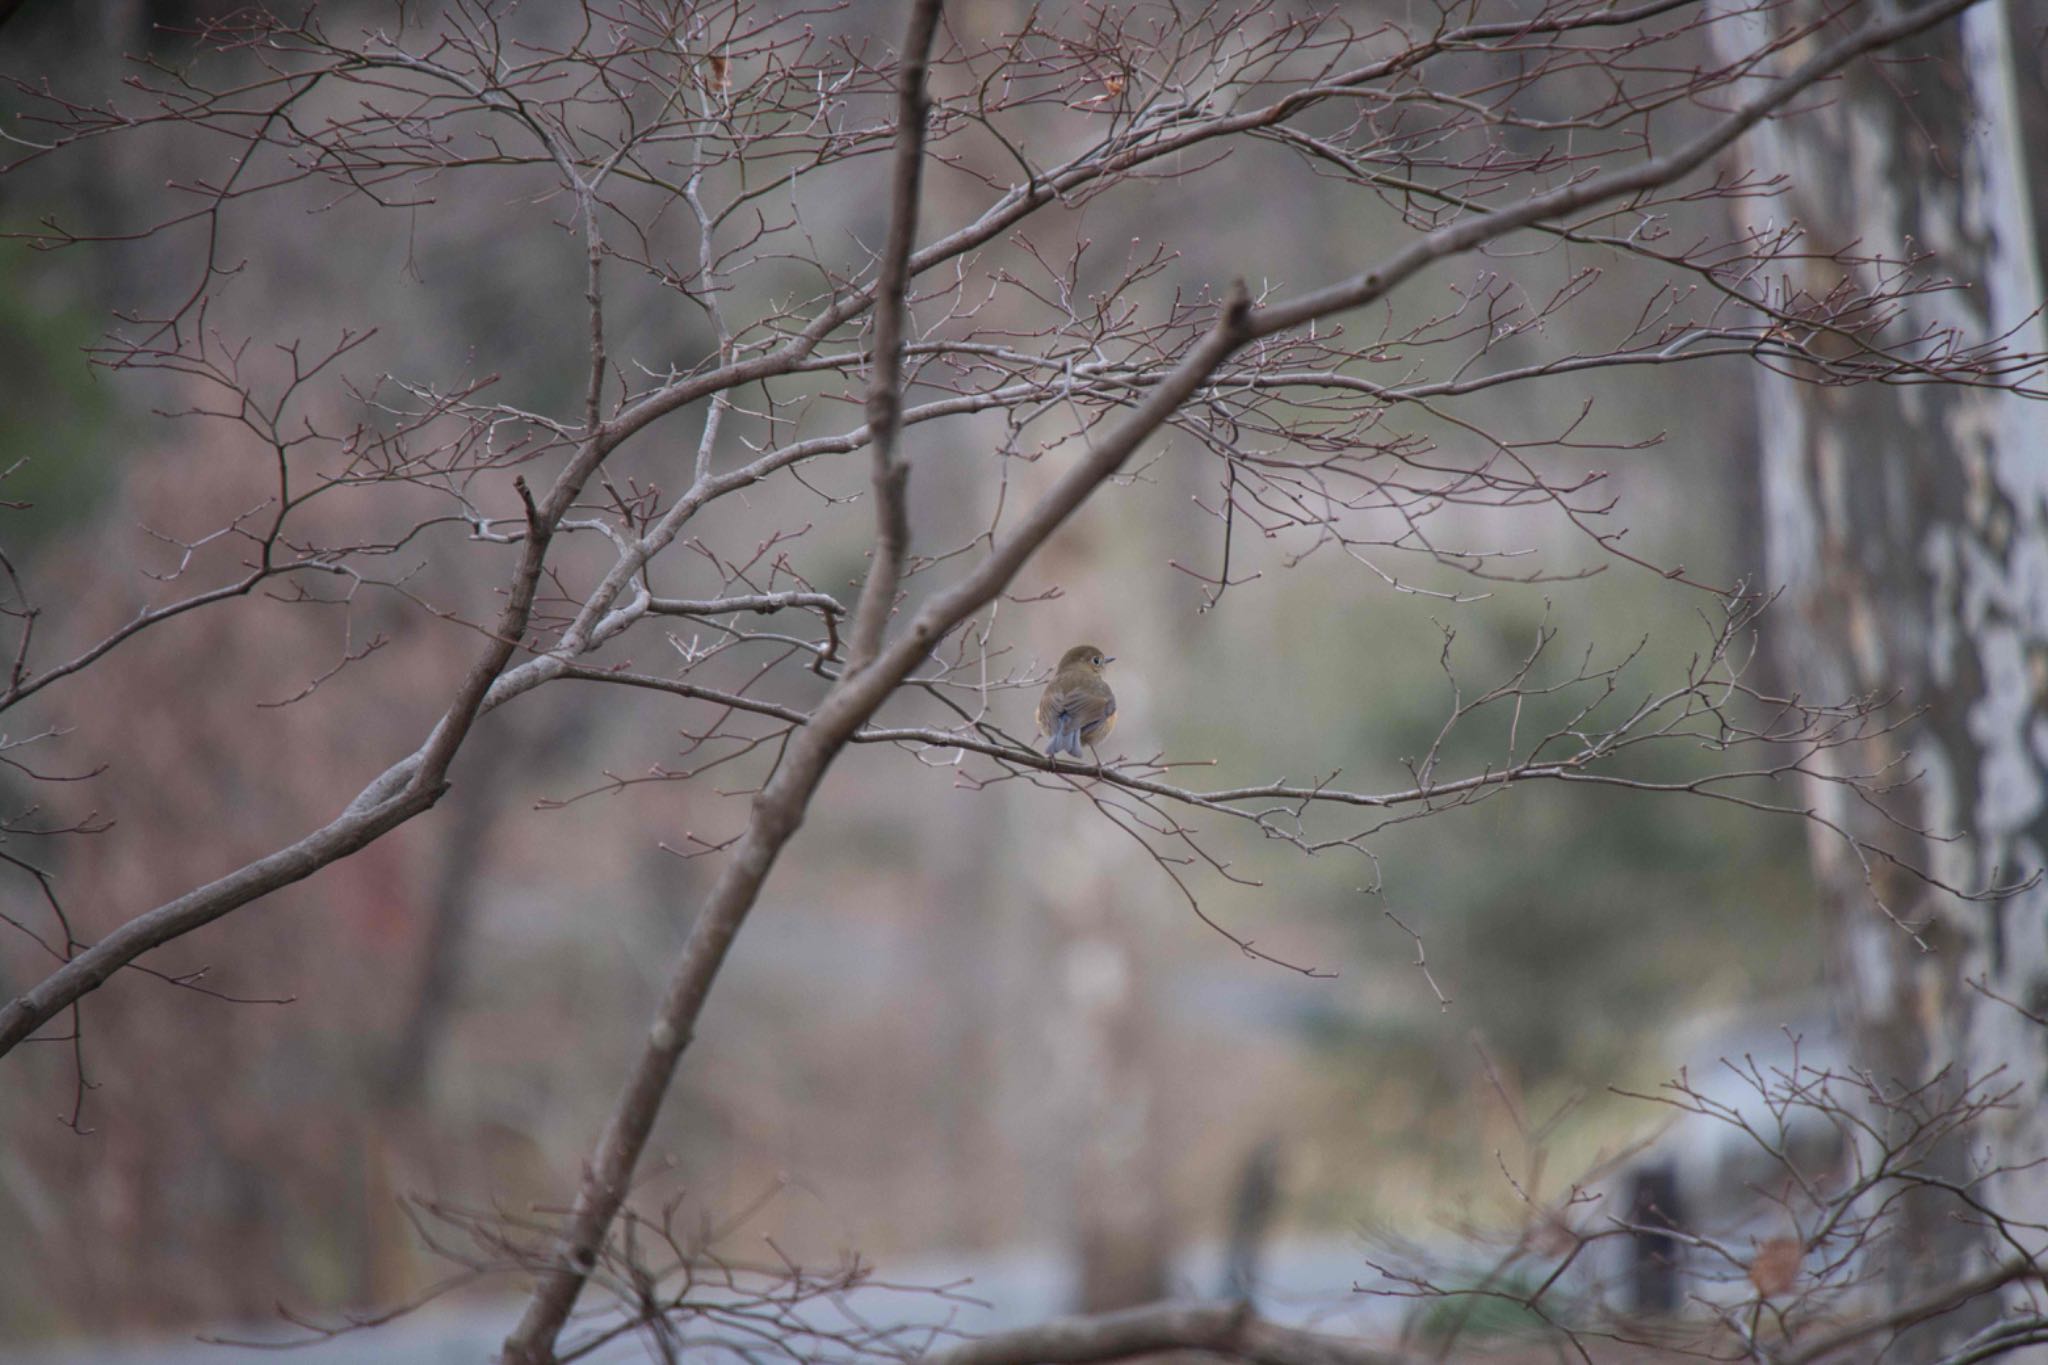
[1036,644,1117,761]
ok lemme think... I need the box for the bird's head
[1057,644,1114,674]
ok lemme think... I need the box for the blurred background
[0,0,1840,1357]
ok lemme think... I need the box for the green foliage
[1405,1269,1556,1346]
[1293,582,1818,1089]
[0,243,116,542]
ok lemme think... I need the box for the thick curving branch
[0,474,555,1054]
[844,0,942,678]
[0,0,1998,1087]
[491,3,2002,1355]
[501,286,1257,1365]
[502,0,949,1355]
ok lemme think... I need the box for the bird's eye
[1094,655,1105,666]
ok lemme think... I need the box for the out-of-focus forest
[0,0,2039,1360]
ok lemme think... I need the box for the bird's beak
[1103,656,1116,664]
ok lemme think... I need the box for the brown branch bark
[844,0,942,678]
[501,0,947,1354]
[0,780,441,1053]
[494,3,1998,1355]
[0,0,1990,1070]
[498,284,1259,1365]
[0,472,556,1055]
[0,239,889,1058]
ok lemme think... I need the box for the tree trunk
[1725,0,2048,1351]
[1049,870,1172,1312]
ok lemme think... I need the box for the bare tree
[0,0,2043,1361]
[1711,0,2048,1357]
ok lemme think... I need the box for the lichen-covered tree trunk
[1722,0,2048,1346]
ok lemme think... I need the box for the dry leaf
[1750,1237,1802,1298]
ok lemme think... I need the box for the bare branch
[845,0,944,677]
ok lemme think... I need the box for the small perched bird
[1037,644,1117,761]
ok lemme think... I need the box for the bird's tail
[1045,713,1081,758]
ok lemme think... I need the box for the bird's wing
[1035,686,1063,735]
[1079,688,1116,742]
[1043,679,1113,728]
